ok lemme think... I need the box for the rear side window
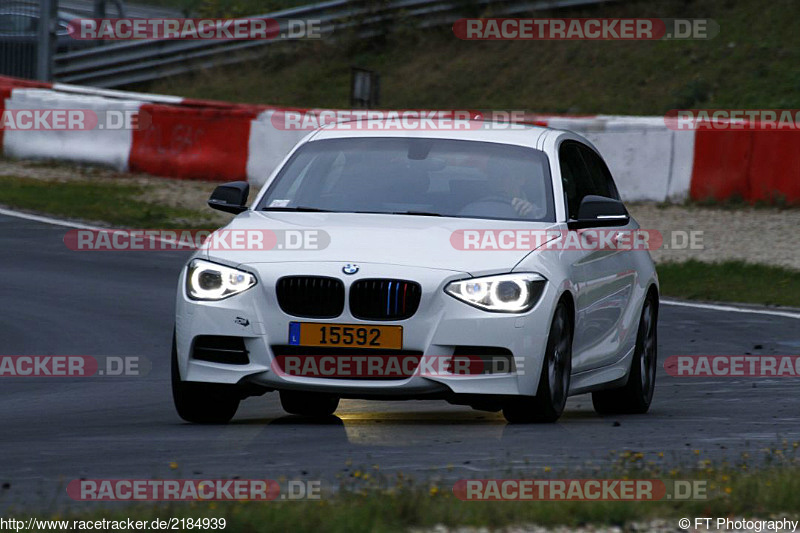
[577,144,620,200]
[558,142,585,219]
[558,141,619,219]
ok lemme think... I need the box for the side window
[558,141,591,219]
[577,145,620,200]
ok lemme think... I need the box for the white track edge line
[0,207,196,249]
[0,207,103,230]
[661,299,800,320]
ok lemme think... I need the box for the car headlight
[445,273,546,313]
[186,259,257,301]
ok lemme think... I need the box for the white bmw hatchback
[172,120,659,424]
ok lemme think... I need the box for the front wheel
[171,333,240,424]
[592,295,658,415]
[503,300,573,423]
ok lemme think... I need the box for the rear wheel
[280,390,339,417]
[592,295,657,415]
[503,300,573,423]
[171,333,240,424]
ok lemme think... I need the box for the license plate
[288,322,403,350]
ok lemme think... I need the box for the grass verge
[145,0,800,114]
[21,464,800,532]
[0,175,224,229]
[656,260,800,308]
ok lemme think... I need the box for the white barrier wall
[3,89,143,171]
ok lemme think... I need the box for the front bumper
[175,262,558,398]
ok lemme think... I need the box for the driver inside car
[489,158,541,218]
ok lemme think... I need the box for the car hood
[202,211,559,275]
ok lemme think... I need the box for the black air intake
[450,346,515,375]
[192,336,249,365]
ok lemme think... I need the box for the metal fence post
[94,0,127,18]
[37,0,58,82]
[351,68,380,109]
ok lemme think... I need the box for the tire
[503,300,573,423]
[171,332,240,424]
[280,390,339,417]
[592,295,657,415]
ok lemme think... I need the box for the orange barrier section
[691,130,800,203]
[129,104,262,181]
[689,130,752,201]
[747,133,800,202]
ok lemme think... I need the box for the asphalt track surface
[1,212,800,508]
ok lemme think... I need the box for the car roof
[309,118,554,149]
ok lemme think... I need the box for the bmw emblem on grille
[342,263,359,275]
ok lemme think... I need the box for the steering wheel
[458,195,518,218]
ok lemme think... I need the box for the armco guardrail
[53,0,611,88]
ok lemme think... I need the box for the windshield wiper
[353,210,444,217]
[263,207,443,216]
[390,211,443,217]
[353,210,445,217]
[261,206,331,212]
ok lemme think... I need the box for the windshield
[257,137,555,222]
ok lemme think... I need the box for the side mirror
[208,181,250,214]
[568,195,629,230]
